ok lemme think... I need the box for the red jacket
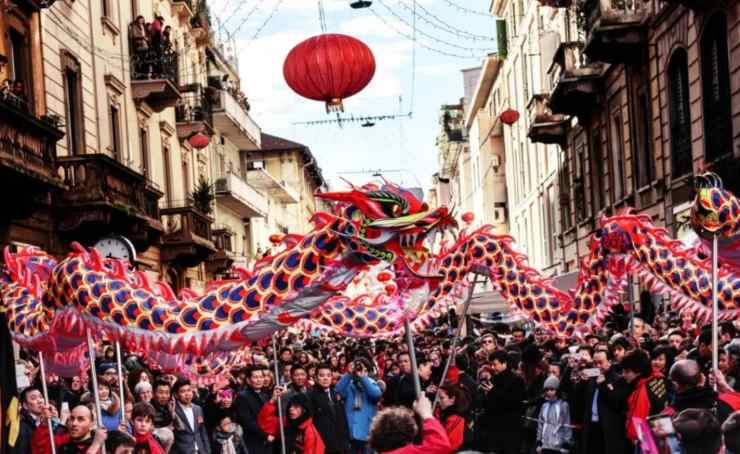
[257,401,325,454]
[626,373,668,442]
[383,418,453,454]
[442,414,464,451]
[31,423,96,454]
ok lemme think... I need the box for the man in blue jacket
[336,358,382,454]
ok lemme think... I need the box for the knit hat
[96,362,116,376]
[543,375,560,390]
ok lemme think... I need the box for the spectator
[11,387,45,454]
[665,359,734,423]
[234,366,272,454]
[622,349,666,443]
[151,379,173,428]
[212,414,249,454]
[436,384,469,451]
[171,379,211,454]
[673,408,722,454]
[536,376,572,454]
[336,358,382,454]
[105,430,135,454]
[134,381,153,404]
[480,350,525,454]
[308,363,350,454]
[32,404,107,454]
[368,395,452,454]
[131,16,149,53]
[385,352,417,409]
[258,391,325,454]
[723,410,740,454]
[131,402,166,454]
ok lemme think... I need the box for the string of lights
[248,0,285,40]
[226,0,266,37]
[292,112,413,126]
[374,0,495,52]
[368,8,481,59]
[395,0,496,42]
[441,0,492,16]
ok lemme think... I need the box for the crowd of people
[7,306,740,454]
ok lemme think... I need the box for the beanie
[543,375,560,390]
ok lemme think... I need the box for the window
[8,26,32,110]
[560,149,573,230]
[182,160,190,200]
[701,13,732,163]
[668,49,692,178]
[610,109,626,202]
[62,52,84,155]
[633,84,654,188]
[163,146,173,205]
[590,128,605,212]
[575,137,587,221]
[109,104,122,161]
[139,127,150,177]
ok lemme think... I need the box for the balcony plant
[192,175,215,215]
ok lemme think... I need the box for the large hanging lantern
[188,132,210,149]
[283,34,376,113]
[500,109,521,125]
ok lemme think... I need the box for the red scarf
[134,432,166,454]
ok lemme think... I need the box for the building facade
[0,0,328,292]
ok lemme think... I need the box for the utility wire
[248,0,285,40]
[368,8,480,59]
[225,0,266,37]
[374,0,494,52]
[410,0,416,116]
[396,0,496,41]
[318,0,327,33]
[441,0,492,16]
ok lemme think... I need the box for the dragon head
[691,172,739,237]
[317,182,457,285]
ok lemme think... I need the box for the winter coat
[212,429,249,454]
[536,398,572,452]
[439,413,465,451]
[9,410,38,454]
[663,385,736,424]
[307,386,350,453]
[624,373,667,442]
[574,367,631,454]
[382,418,452,454]
[234,386,271,454]
[257,401,325,454]
[335,374,382,442]
[31,423,94,454]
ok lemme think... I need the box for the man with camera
[308,363,350,454]
[336,358,382,454]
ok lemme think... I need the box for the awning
[468,271,579,314]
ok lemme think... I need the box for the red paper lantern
[283,34,376,113]
[377,271,391,282]
[462,212,475,224]
[500,108,520,125]
[385,284,396,294]
[188,132,210,149]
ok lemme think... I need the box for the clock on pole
[94,235,137,262]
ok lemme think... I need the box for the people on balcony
[130,15,176,81]
[1,79,28,111]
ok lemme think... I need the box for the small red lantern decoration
[461,212,475,224]
[188,132,210,149]
[385,284,396,294]
[269,234,283,244]
[500,108,520,125]
[283,34,376,113]
[377,271,392,282]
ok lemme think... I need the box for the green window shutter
[496,19,508,59]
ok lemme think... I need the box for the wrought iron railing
[130,47,179,85]
[176,90,212,124]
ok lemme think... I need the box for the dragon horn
[70,242,86,254]
[89,247,105,272]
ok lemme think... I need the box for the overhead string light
[292,112,413,126]
[248,0,285,40]
[395,0,496,42]
[374,0,494,52]
[368,8,480,59]
[441,0,492,16]
[225,0,267,37]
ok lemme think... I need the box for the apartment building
[0,0,328,291]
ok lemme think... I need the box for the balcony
[527,94,569,146]
[206,226,235,274]
[55,154,164,251]
[660,0,718,10]
[548,42,604,116]
[581,0,650,64]
[0,93,65,219]
[160,202,216,267]
[212,89,261,150]
[130,44,181,112]
[215,172,268,218]
[537,0,572,6]
[176,89,213,141]
[245,167,300,204]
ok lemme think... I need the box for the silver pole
[433,275,480,410]
[404,319,422,397]
[712,234,719,391]
[86,330,107,454]
[38,352,56,454]
[115,341,126,425]
[271,335,287,454]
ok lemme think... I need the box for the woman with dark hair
[437,384,469,451]
[258,389,325,454]
[623,349,668,444]
[368,395,451,454]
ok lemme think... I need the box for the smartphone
[582,368,601,378]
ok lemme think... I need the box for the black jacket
[481,368,526,432]
[234,387,271,454]
[152,400,173,428]
[9,410,37,454]
[385,373,417,409]
[308,386,350,453]
[574,367,631,454]
[669,385,734,424]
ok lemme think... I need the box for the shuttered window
[701,13,732,163]
[668,49,692,177]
